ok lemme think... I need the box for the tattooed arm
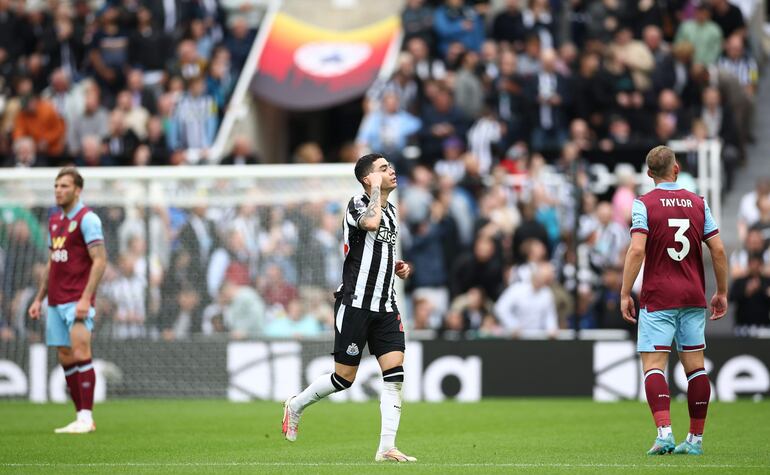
[358,172,383,231]
[358,186,383,231]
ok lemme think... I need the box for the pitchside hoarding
[1,340,768,402]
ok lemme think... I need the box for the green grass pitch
[1,399,769,474]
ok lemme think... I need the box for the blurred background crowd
[1,0,769,343]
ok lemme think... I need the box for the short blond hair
[646,145,676,178]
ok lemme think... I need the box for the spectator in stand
[592,266,635,330]
[221,135,259,165]
[406,37,447,85]
[207,228,255,300]
[126,69,158,114]
[104,254,147,340]
[264,298,322,339]
[674,2,723,66]
[220,281,265,339]
[405,198,458,324]
[517,34,542,78]
[88,7,130,101]
[13,94,66,162]
[223,17,255,75]
[657,88,692,137]
[750,195,770,249]
[1,220,46,323]
[419,84,468,166]
[145,116,170,165]
[585,0,623,42]
[293,141,324,164]
[206,48,235,115]
[451,234,505,300]
[433,0,485,59]
[42,69,83,134]
[401,0,434,51]
[730,228,770,278]
[356,90,421,175]
[587,201,628,273]
[526,48,570,152]
[521,0,557,50]
[491,0,525,50]
[67,82,110,156]
[7,136,46,167]
[495,262,558,338]
[104,109,140,166]
[608,25,654,94]
[738,177,770,243]
[710,0,746,39]
[699,86,740,190]
[718,32,757,93]
[170,39,207,81]
[454,51,484,118]
[128,7,172,85]
[168,76,218,151]
[178,204,218,303]
[444,287,495,335]
[258,263,298,310]
[489,50,526,147]
[115,90,150,140]
[597,49,644,128]
[611,164,637,226]
[730,254,770,336]
[76,134,114,167]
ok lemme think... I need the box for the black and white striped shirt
[338,193,398,312]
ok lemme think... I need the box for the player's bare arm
[358,172,383,231]
[705,234,728,320]
[28,252,52,320]
[620,232,647,324]
[76,243,107,320]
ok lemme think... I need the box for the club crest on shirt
[52,224,58,231]
[68,221,78,233]
[346,343,360,356]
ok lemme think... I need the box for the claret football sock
[77,359,96,414]
[63,363,81,412]
[291,372,352,413]
[686,367,710,437]
[644,368,671,429]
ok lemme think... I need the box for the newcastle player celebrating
[282,154,416,462]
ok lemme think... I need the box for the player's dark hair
[646,145,676,178]
[354,153,385,185]
[56,166,84,189]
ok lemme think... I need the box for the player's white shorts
[637,306,706,353]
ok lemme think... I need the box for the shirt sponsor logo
[52,236,67,249]
[376,225,397,245]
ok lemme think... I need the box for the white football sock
[657,425,672,438]
[77,410,93,424]
[686,433,703,444]
[378,382,403,453]
[291,373,343,413]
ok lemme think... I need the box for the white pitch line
[1,462,768,468]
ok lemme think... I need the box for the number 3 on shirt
[667,218,690,261]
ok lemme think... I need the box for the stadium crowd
[1,0,769,342]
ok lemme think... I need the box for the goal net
[0,165,369,399]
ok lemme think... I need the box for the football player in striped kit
[282,154,416,462]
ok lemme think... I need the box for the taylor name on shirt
[659,198,693,208]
